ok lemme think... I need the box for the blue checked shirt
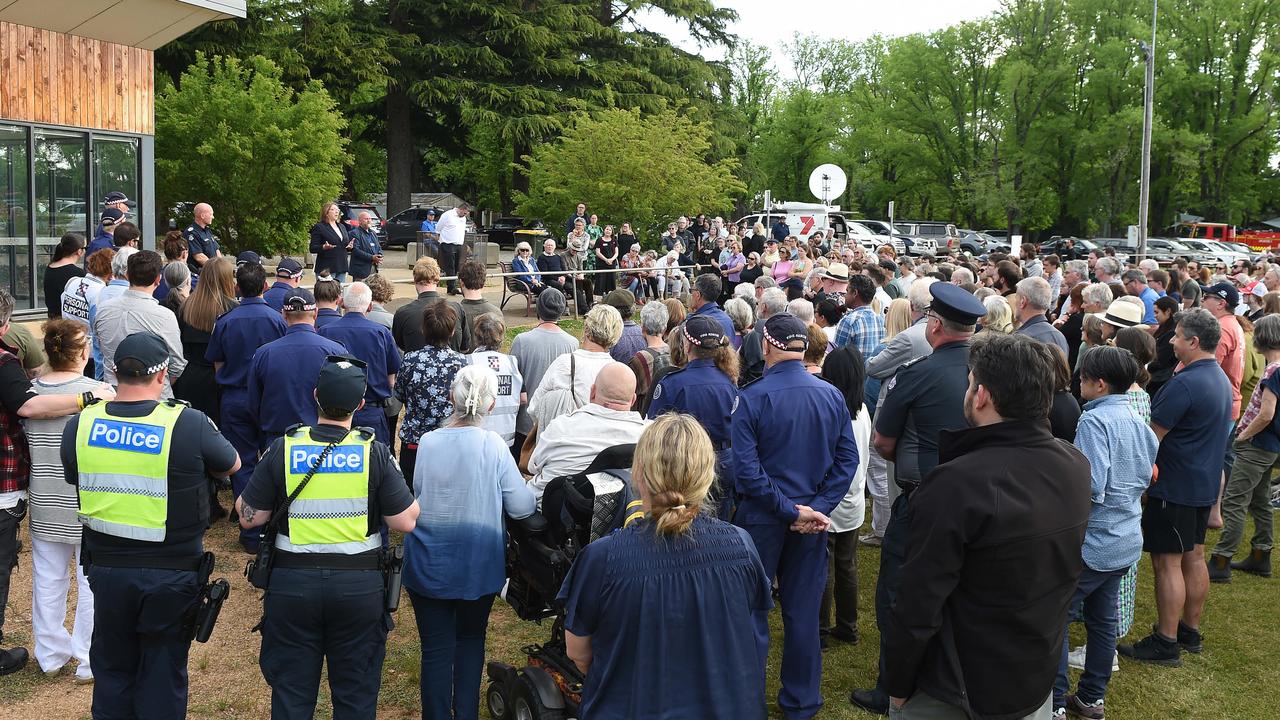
[1074,393,1160,572]
[834,305,885,358]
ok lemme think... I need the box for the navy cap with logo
[100,207,125,226]
[111,331,170,377]
[762,313,809,351]
[316,355,368,415]
[102,191,135,207]
[282,288,317,312]
[683,315,728,349]
[1201,281,1240,308]
[276,258,304,278]
[928,283,987,325]
[236,251,262,266]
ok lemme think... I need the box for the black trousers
[0,504,21,633]
[399,444,418,492]
[439,243,462,294]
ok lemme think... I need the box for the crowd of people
[5,192,1273,720]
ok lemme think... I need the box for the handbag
[518,353,579,474]
[244,430,349,589]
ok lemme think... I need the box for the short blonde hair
[413,256,441,285]
[583,303,623,348]
[633,413,716,537]
[981,295,1013,333]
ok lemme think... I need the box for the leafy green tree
[155,54,347,256]
[515,108,746,243]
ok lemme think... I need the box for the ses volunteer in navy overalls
[238,356,418,720]
[62,332,239,720]
[647,314,740,519]
[732,314,858,720]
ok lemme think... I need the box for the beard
[962,388,977,427]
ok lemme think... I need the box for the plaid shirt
[834,305,885,358]
[0,352,30,494]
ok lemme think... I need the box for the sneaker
[859,533,883,547]
[1118,632,1181,667]
[1065,695,1105,719]
[73,673,94,685]
[1053,709,1066,719]
[1068,645,1119,672]
[1176,621,1203,654]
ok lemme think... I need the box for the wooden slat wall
[0,21,153,135]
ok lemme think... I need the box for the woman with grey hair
[630,301,671,414]
[468,313,525,447]
[1080,282,1114,314]
[724,297,754,351]
[529,304,623,428]
[158,261,191,317]
[405,364,536,720]
[788,298,814,324]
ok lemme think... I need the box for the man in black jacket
[883,332,1091,719]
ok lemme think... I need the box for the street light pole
[1137,0,1157,261]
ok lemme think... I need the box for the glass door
[33,129,89,311]
[0,126,32,310]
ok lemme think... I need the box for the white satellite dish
[808,164,848,205]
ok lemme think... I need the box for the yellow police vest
[75,401,184,542]
[279,427,377,554]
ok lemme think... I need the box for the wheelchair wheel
[512,676,565,720]
[487,681,511,720]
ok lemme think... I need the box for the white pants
[866,449,892,537]
[658,274,685,298]
[31,536,93,678]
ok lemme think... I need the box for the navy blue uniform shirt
[315,308,342,330]
[184,223,218,275]
[319,312,402,402]
[248,324,348,436]
[874,340,971,484]
[690,302,736,343]
[206,297,287,389]
[263,281,293,312]
[731,359,858,525]
[647,358,738,450]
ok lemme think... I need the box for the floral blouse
[395,345,467,443]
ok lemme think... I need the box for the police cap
[112,331,170,377]
[928,283,986,325]
[316,355,367,415]
[276,258,304,278]
[100,208,125,226]
[236,251,262,267]
[282,288,317,312]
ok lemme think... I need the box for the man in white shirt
[527,362,648,501]
[435,202,470,296]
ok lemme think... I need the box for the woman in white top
[467,313,524,447]
[528,303,623,430]
[25,320,108,682]
[817,346,872,644]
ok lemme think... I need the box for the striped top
[25,375,99,543]
[468,350,523,446]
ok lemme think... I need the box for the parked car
[382,206,435,248]
[1038,236,1100,260]
[1177,239,1247,268]
[857,219,934,256]
[896,220,955,254]
[484,217,550,249]
[957,229,1010,256]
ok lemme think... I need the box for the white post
[1137,0,1157,262]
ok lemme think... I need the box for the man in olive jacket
[883,333,1092,719]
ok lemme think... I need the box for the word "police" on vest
[87,419,166,454]
[290,445,366,475]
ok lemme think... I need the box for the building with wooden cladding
[0,0,245,314]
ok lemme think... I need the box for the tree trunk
[511,138,531,200]
[386,84,414,216]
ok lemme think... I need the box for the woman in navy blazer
[309,202,351,281]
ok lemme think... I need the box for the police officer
[732,313,859,720]
[320,282,401,445]
[236,356,419,719]
[647,315,740,519]
[249,289,348,455]
[264,258,304,311]
[207,262,288,551]
[850,282,985,716]
[61,332,239,718]
[184,203,220,276]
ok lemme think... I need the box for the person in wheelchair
[557,413,771,718]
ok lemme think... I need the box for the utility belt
[364,397,392,408]
[247,544,404,613]
[273,550,381,570]
[83,550,229,644]
[712,442,732,453]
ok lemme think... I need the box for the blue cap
[762,313,809,351]
[683,315,727,349]
[282,288,317,312]
[929,283,986,325]
[1201,281,1239,307]
[236,251,262,266]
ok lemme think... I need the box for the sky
[637,0,1005,77]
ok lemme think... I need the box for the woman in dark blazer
[309,202,352,281]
